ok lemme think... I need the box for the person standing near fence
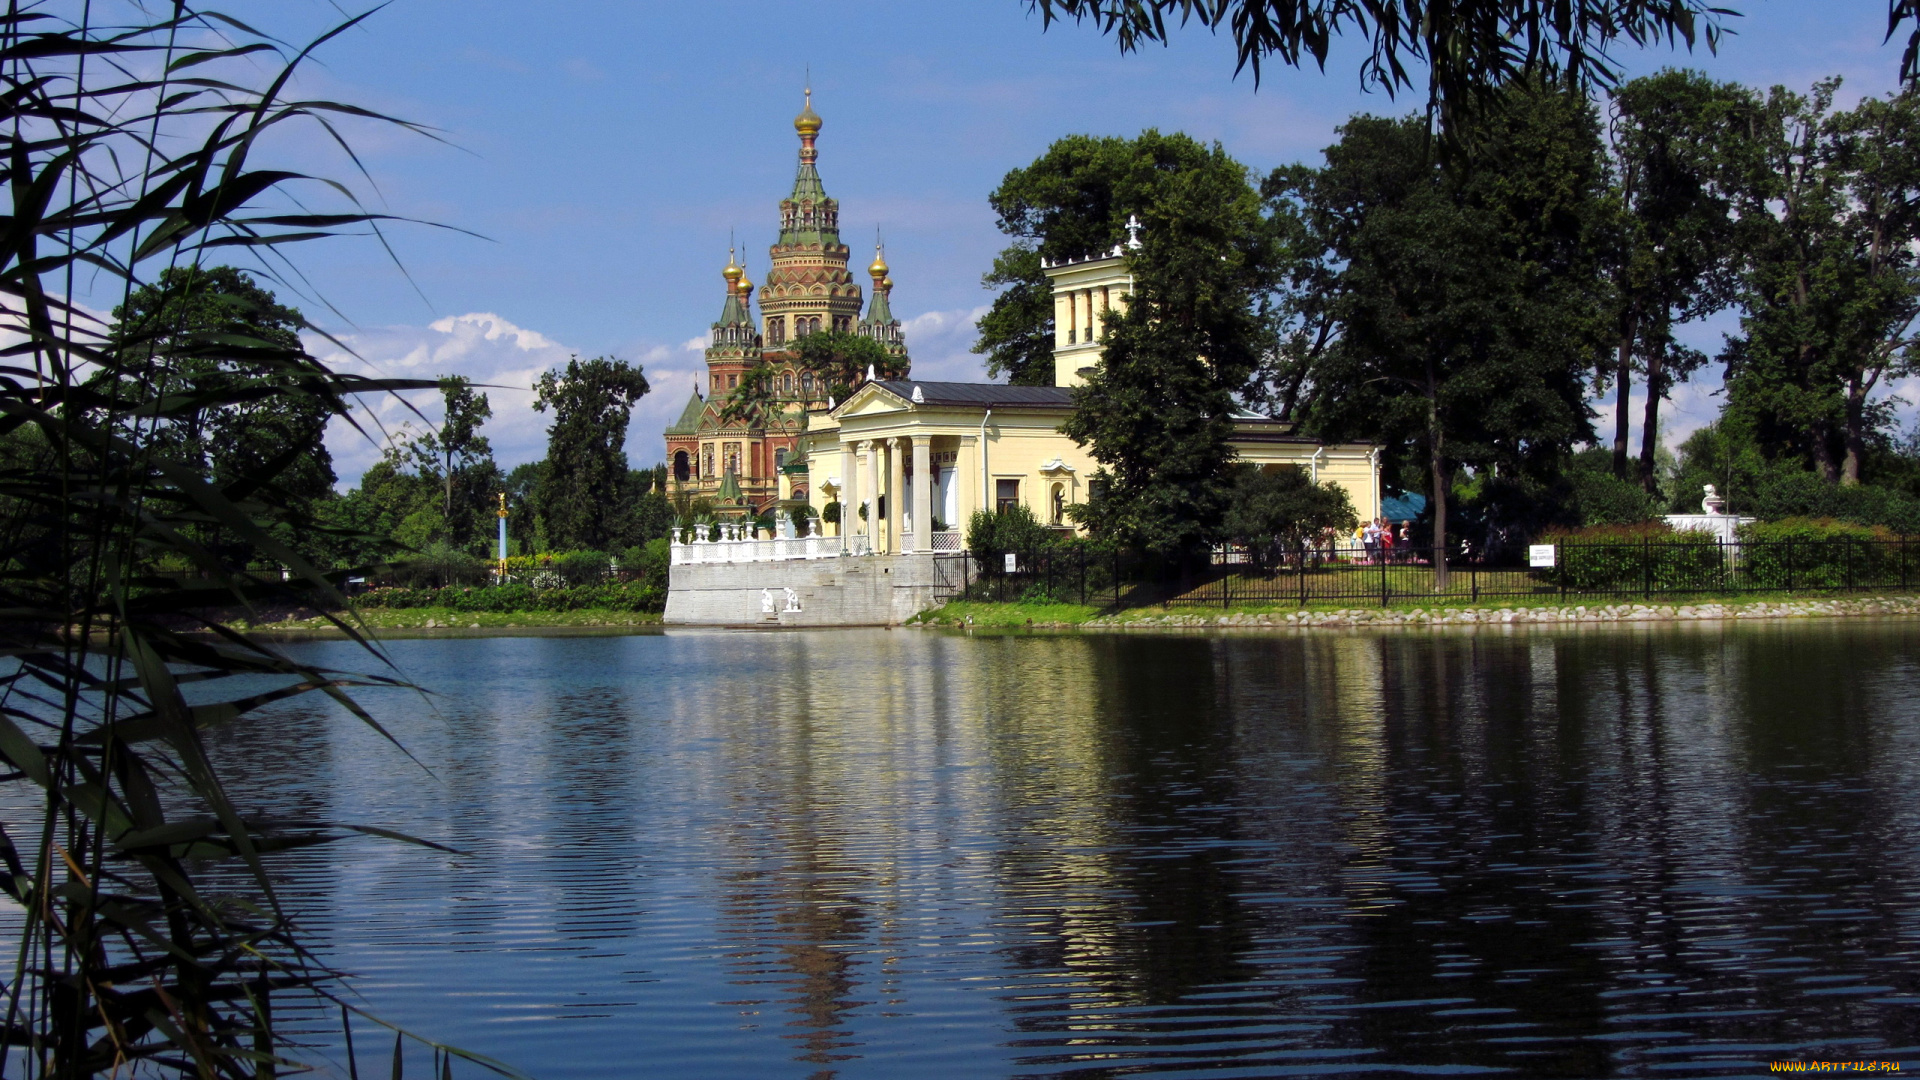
[1379,519,1395,563]
[1398,521,1412,564]
[1363,519,1381,563]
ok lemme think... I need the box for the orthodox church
[667,93,1381,551]
[663,90,905,513]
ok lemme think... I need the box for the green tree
[972,246,1058,385]
[533,355,651,550]
[1286,81,1608,582]
[410,374,500,551]
[990,132,1278,560]
[1724,80,1920,486]
[1221,464,1357,567]
[792,329,901,402]
[1599,70,1753,489]
[104,266,338,541]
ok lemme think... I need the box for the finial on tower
[1125,214,1143,250]
[795,86,822,137]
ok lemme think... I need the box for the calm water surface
[207,621,1920,1078]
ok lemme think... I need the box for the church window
[996,479,1021,514]
[728,374,737,389]
[673,450,690,483]
[783,372,793,394]
[702,445,714,478]
[724,443,741,476]
[775,448,788,471]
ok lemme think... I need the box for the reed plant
[0,5,515,1077]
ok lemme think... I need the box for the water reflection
[120,620,1920,1078]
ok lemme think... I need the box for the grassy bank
[244,607,664,633]
[915,590,1920,629]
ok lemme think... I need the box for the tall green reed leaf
[0,4,520,1077]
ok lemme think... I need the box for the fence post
[1223,564,1231,609]
[1642,536,1652,599]
[1846,537,1855,591]
[1115,549,1122,607]
[1380,551,1389,607]
[1786,537,1795,594]
[1471,548,1479,603]
[1300,553,1308,608]
[1905,537,1911,591]
[1080,547,1087,604]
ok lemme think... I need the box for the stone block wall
[664,553,958,626]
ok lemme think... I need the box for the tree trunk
[1841,378,1868,486]
[1637,345,1663,494]
[1810,418,1840,484]
[1612,311,1637,479]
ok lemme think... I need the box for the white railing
[671,522,880,565]
[932,529,962,552]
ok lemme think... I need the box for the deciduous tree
[533,355,650,550]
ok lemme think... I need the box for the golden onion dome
[868,249,889,278]
[738,269,754,293]
[795,89,822,136]
[881,276,893,291]
[721,252,743,287]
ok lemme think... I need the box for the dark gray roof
[875,380,1074,408]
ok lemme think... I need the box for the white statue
[1702,484,1727,515]
[760,588,774,614]
[783,586,801,613]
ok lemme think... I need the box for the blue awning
[1381,491,1428,522]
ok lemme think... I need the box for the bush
[1538,522,1727,592]
[392,540,490,588]
[552,548,610,586]
[1743,472,1920,534]
[1737,518,1908,589]
[356,579,665,613]
[965,504,1056,571]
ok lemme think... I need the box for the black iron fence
[934,536,1920,609]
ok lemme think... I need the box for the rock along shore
[1046,594,1920,631]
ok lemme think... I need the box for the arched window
[673,450,690,483]
[782,372,793,394]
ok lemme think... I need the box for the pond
[210,621,1920,1077]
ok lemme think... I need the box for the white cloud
[315,311,707,487]
[900,305,991,383]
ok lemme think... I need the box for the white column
[840,440,858,539]
[959,435,978,527]
[864,439,880,544]
[912,435,932,554]
[888,437,905,556]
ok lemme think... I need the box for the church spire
[780,88,838,246]
[859,235,905,357]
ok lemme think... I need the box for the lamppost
[497,492,509,583]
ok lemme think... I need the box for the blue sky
[212,1,1911,484]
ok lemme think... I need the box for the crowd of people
[1352,518,1416,564]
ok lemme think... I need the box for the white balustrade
[670,531,857,565]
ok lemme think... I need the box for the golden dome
[868,248,889,278]
[738,268,754,293]
[795,88,822,136]
[881,276,893,290]
[721,251,743,287]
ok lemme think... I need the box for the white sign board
[1528,544,1557,568]
[1005,553,1018,574]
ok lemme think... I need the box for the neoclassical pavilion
[797,237,1382,554]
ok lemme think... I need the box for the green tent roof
[663,389,705,436]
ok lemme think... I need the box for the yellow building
[799,231,1380,554]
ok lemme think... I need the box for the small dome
[795,89,822,136]
[739,270,754,293]
[721,252,743,286]
[881,276,893,291]
[868,248,889,278]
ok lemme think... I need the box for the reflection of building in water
[668,630,1005,1071]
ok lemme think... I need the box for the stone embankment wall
[1062,595,1920,630]
[666,554,956,626]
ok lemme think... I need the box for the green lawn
[244,607,663,633]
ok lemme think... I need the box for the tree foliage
[533,355,651,550]
[1220,464,1357,566]
[1723,80,1920,486]
[1283,80,1609,578]
[791,329,902,402]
